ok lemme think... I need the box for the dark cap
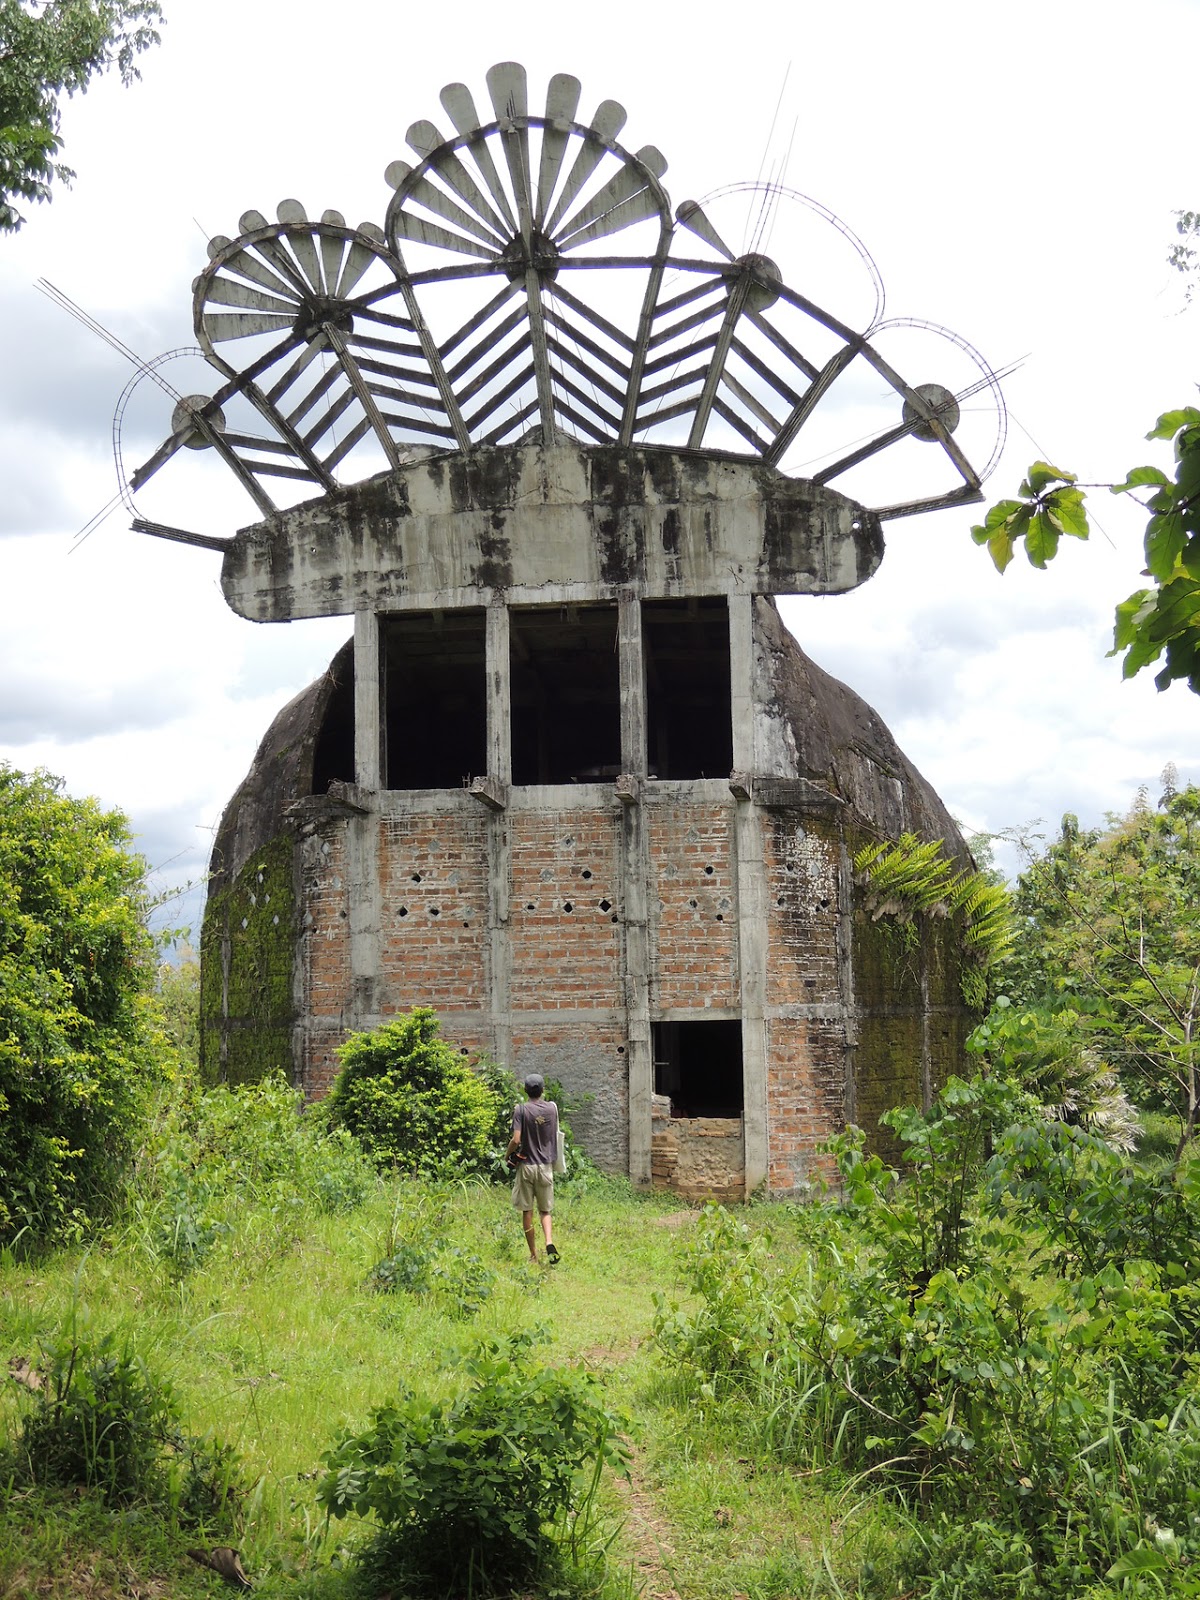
[523,1073,545,1095]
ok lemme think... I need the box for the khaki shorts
[511,1162,554,1213]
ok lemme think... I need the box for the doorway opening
[653,1019,743,1117]
[643,598,732,779]
[382,610,487,788]
[510,604,622,784]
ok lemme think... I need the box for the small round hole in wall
[461,1047,469,1055]
[563,902,574,913]
[526,902,535,911]
[339,909,347,919]
[611,914,618,922]
[398,906,408,917]
[777,896,785,906]
[412,873,422,882]
[704,865,714,875]
[581,869,592,880]
[716,912,724,921]
[689,898,698,909]
[429,907,440,916]
[463,920,470,928]
[617,1046,625,1055]
[820,897,830,908]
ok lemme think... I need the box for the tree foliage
[972,214,1200,694]
[0,0,162,231]
[1001,782,1200,1153]
[0,764,163,1244]
[972,414,1200,693]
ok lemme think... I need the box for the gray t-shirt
[512,1099,558,1166]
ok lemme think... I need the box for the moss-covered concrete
[199,832,295,1087]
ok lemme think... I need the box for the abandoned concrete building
[123,64,1003,1197]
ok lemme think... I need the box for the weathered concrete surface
[221,444,884,622]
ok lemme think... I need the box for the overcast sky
[2,0,1198,936]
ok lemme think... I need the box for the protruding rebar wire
[36,279,183,407]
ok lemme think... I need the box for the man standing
[506,1074,560,1265]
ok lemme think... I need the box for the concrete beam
[221,443,884,622]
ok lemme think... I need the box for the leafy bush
[327,1008,501,1176]
[653,1077,1200,1599]
[318,1332,628,1595]
[368,1240,495,1320]
[0,766,165,1246]
[4,1326,241,1529]
[367,1242,433,1295]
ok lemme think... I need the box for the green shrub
[652,1077,1200,1599]
[0,765,166,1247]
[4,1326,241,1528]
[327,1009,500,1177]
[367,1242,433,1295]
[317,1331,628,1596]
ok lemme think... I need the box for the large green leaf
[1020,461,1076,496]
[1147,406,1200,441]
[1145,510,1186,581]
[1023,509,1059,569]
[1110,464,1171,494]
[1044,485,1089,538]
[1107,1545,1168,1578]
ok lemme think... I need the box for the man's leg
[522,1208,538,1261]
[541,1206,559,1263]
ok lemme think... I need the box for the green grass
[3,1172,875,1599]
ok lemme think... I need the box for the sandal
[546,1243,560,1265]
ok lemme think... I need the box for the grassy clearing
[2,1169,868,1600]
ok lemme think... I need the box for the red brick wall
[765,1016,844,1193]
[378,811,489,1017]
[650,801,738,1010]
[509,809,623,1011]
[300,828,350,1024]
[763,814,841,1009]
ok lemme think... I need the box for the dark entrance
[653,1019,743,1117]
[510,604,622,784]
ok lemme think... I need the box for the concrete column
[730,593,768,1194]
[619,590,647,778]
[348,609,382,1027]
[618,591,653,1185]
[353,608,382,791]
[485,601,513,1067]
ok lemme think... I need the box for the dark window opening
[643,598,732,779]
[384,610,487,789]
[311,646,355,794]
[511,605,621,784]
[653,1019,743,1117]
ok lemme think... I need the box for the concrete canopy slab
[220,442,884,622]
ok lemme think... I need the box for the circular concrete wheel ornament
[902,382,961,441]
[171,394,226,449]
